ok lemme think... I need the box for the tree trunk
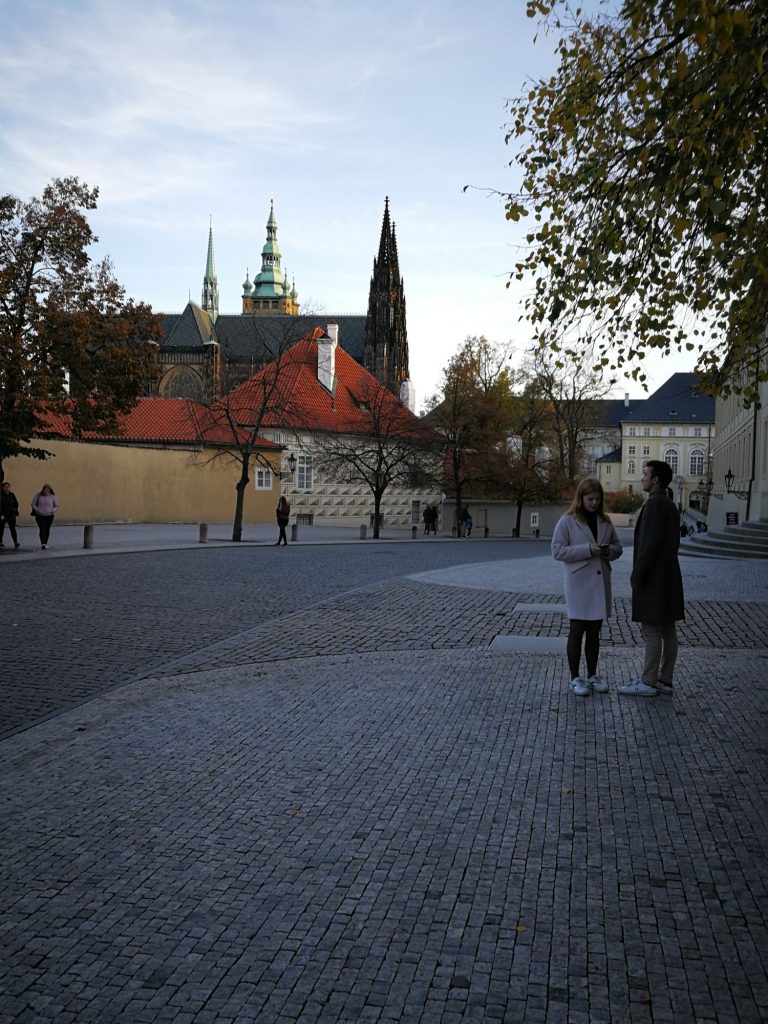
[515,500,523,538]
[372,492,382,539]
[232,453,250,542]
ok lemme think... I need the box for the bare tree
[194,317,321,541]
[313,377,435,539]
[521,343,614,483]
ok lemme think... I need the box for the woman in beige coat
[551,477,622,696]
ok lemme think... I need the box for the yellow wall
[2,440,280,525]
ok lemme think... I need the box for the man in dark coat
[618,460,684,697]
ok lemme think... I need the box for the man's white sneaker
[617,679,658,697]
[570,677,591,696]
[587,675,608,693]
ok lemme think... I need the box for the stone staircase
[681,519,768,560]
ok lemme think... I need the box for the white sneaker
[617,679,658,697]
[587,675,608,693]
[570,677,590,697]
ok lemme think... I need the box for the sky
[1,0,695,412]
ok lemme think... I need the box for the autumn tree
[499,383,564,537]
[504,0,768,402]
[0,177,160,476]
[425,337,516,530]
[313,377,435,540]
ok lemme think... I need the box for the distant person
[427,505,438,534]
[31,484,59,550]
[0,481,21,549]
[465,511,473,537]
[551,477,623,696]
[459,505,469,537]
[423,506,431,534]
[680,521,689,539]
[619,460,684,698]
[275,495,291,546]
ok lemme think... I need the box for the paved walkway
[1,533,766,1024]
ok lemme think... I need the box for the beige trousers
[641,622,678,686]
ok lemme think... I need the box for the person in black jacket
[619,460,684,697]
[0,481,21,549]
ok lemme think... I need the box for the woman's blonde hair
[567,476,611,523]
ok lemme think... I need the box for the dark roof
[620,373,715,424]
[159,304,366,363]
[597,447,622,463]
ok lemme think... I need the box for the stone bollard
[411,525,417,539]
[83,524,95,549]
[199,523,208,544]
[359,524,367,540]
[291,523,299,542]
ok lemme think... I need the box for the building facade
[595,374,716,509]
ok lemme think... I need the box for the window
[694,427,702,438]
[628,427,636,437]
[642,445,650,456]
[297,454,313,490]
[606,465,612,476]
[628,445,636,455]
[689,448,705,476]
[255,467,273,490]
[643,427,651,437]
[668,427,676,437]
[664,449,679,474]
[627,459,636,475]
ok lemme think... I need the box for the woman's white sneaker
[570,677,591,696]
[587,675,608,693]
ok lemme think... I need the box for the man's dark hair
[645,460,673,488]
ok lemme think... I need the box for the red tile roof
[38,399,277,448]
[224,335,421,435]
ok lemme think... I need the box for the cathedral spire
[243,200,299,316]
[364,197,409,393]
[201,217,219,322]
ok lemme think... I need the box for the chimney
[317,323,338,393]
[624,392,629,407]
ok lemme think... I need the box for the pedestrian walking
[458,505,469,537]
[0,481,21,549]
[31,481,58,548]
[31,484,59,550]
[551,476,623,696]
[423,505,431,534]
[275,495,291,546]
[428,505,438,534]
[618,460,684,697]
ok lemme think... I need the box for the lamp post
[724,468,750,500]
[675,474,684,510]
[697,477,714,516]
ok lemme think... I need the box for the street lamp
[675,474,684,508]
[697,476,714,515]
[724,468,750,500]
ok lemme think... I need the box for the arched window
[689,448,705,476]
[664,449,679,474]
[627,459,636,475]
[160,366,204,401]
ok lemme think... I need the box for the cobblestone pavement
[1,545,767,1023]
[0,540,532,740]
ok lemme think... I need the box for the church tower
[201,218,219,322]
[242,200,300,316]
[363,197,409,393]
